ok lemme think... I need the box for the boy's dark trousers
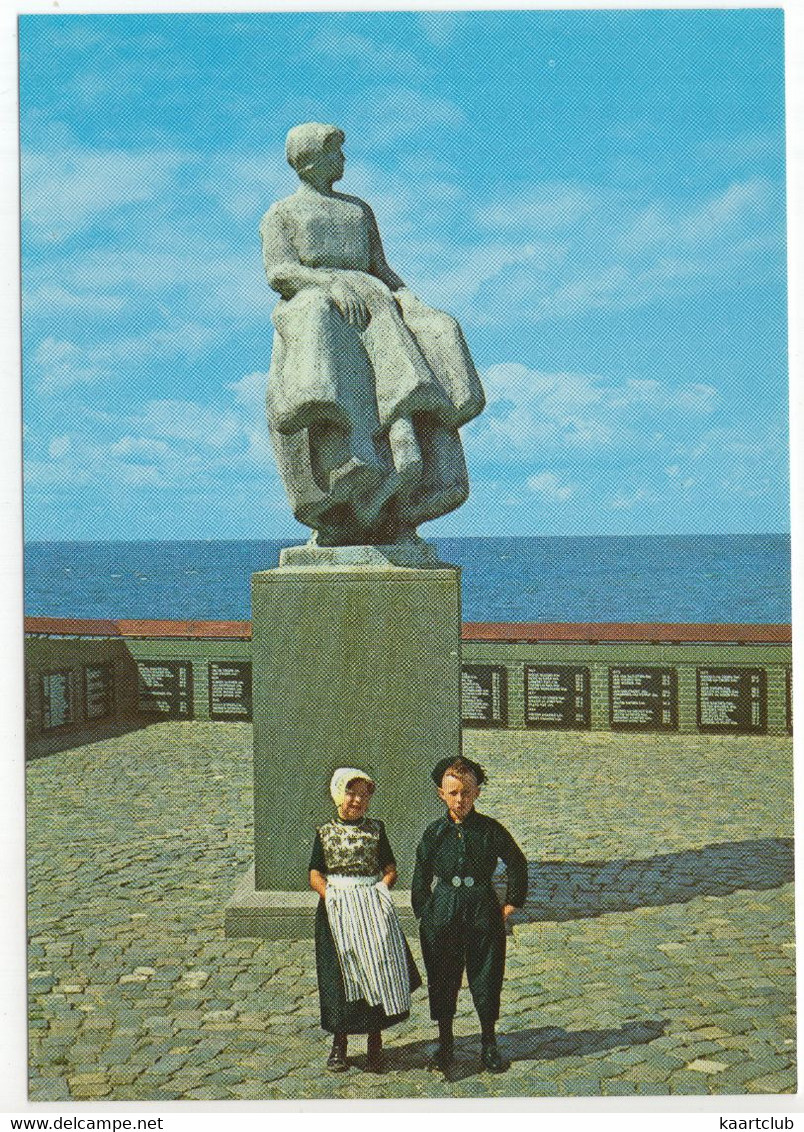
[419,880,506,1024]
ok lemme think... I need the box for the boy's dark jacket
[411,808,528,918]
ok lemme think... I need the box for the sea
[23,534,792,624]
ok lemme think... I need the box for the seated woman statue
[259,122,485,547]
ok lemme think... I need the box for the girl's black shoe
[326,1034,349,1072]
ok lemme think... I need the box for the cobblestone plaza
[26,722,795,1100]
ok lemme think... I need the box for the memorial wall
[24,618,792,743]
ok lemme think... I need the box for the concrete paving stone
[743,1070,796,1093]
[133,1039,177,1060]
[607,1045,653,1067]
[226,1082,276,1099]
[151,1053,190,1074]
[29,1079,72,1101]
[685,1058,729,1074]
[619,1060,676,1085]
[555,1076,604,1096]
[136,1086,179,1101]
[716,1059,784,1088]
[67,1071,109,1088]
[63,1041,108,1063]
[735,1049,791,1075]
[30,1064,71,1081]
[107,1068,143,1085]
[70,1082,114,1100]
[602,1080,640,1095]
[182,1086,228,1099]
[80,1015,115,1032]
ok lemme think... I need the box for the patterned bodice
[317,817,384,876]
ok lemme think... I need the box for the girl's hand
[381,866,397,889]
[501,904,516,920]
[309,869,328,900]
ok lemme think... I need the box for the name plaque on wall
[525,665,590,729]
[609,667,678,731]
[137,661,193,719]
[41,670,72,730]
[84,663,115,721]
[461,665,507,727]
[209,662,252,720]
[697,667,767,733]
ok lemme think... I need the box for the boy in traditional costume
[412,756,527,1074]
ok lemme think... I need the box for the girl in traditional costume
[308,768,421,1072]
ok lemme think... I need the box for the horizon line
[22,531,792,547]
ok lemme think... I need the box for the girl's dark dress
[310,815,422,1034]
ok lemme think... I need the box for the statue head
[285,122,345,187]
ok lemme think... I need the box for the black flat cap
[431,756,487,786]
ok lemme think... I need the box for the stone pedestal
[225,544,461,937]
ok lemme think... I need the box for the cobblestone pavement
[26,722,795,1100]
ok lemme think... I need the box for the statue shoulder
[333,190,375,219]
[259,197,293,234]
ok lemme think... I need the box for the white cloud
[418,241,565,312]
[420,175,783,326]
[477,183,596,231]
[25,392,256,492]
[22,148,191,240]
[33,321,218,393]
[465,362,720,468]
[619,178,774,255]
[107,436,174,460]
[310,30,428,79]
[230,371,268,412]
[23,286,126,316]
[202,153,290,221]
[229,371,286,468]
[698,132,780,166]
[47,436,70,459]
[610,487,653,510]
[113,463,167,488]
[526,471,576,502]
[418,11,459,46]
[132,400,242,449]
[362,89,464,146]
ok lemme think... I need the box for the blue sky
[19,8,789,541]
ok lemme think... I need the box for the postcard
[7,1,799,1116]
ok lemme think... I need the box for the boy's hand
[501,904,516,920]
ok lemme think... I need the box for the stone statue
[259,122,485,547]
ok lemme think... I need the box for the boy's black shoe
[431,1041,455,1074]
[326,1035,349,1072]
[481,1041,510,1073]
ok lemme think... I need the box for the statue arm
[365,203,406,291]
[259,202,373,329]
[259,206,334,299]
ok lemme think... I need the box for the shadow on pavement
[371,1019,666,1080]
[506,838,793,925]
[26,719,154,760]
